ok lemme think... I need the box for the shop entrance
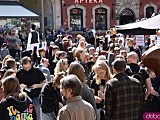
[120,8,135,25]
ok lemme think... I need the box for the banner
[136,35,144,46]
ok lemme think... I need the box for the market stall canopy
[116,27,156,35]
[116,14,160,35]
[0,1,39,18]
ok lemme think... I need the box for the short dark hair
[31,24,36,30]
[67,35,72,39]
[38,48,46,56]
[22,56,31,65]
[112,58,126,72]
[21,50,31,58]
[61,74,82,97]
[2,43,7,48]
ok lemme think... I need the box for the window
[146,6,154,18]
[70,8,83,31]
[120,8,135,25]
[95,8,107,30]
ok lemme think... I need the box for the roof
[0,1,39,18]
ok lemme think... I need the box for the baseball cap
[112,58,126,71]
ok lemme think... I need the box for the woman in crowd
[74,48,86,72]
[68,62,97,115]
[40,72,63,120]
[37,48,46,65]
[0,76,37,120]
[0,69,17,100]
[3,69,16,79]
[0,58,17,79]
[78,40,86,49]
[1,55,13,68]
[49,51,67,75]
[91,60,113,120]
[54,59,68,76]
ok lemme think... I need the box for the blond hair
[92,60,112,83]
[75,48,84,61]
[54,59,68,76]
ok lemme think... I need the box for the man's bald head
[127,51,139,64]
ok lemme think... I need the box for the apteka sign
[74,0,103,3]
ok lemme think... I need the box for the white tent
[0,1,39,18]
[115,15,160,35]
[116,14,160,29]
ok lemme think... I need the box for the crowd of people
[0,24,159,120]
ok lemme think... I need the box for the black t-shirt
[90,78,105,109]
[125,63,149,86]
[16,67,45,98]
[151,76,160,92]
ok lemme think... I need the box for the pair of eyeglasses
[61,60,68,65]
[94,54,99,56]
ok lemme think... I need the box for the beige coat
[57,96,96,120]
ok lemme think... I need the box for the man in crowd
[16,56,46,120]
[0,33,4,48]
[37,58,51,82]
[57,74,95,120]
[27,24,40,52]
[8,32,21,58]
[105,58,143,120]
[125,51,151,100]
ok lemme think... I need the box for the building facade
[3,0,160,32]
[61,0,160,32]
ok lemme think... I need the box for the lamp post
[61,0,63,26]
[41,0,45,41]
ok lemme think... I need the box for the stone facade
[4,0,160,30]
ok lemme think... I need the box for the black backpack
[127,66,144,89]
[127,66,146,96]
[39,83,57,120]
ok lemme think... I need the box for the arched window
[121,8,134,16]
[146,6,154,18]
[70,8,83,31]
[95,8,107,30]
[120,8,135,25]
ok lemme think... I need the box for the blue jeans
[32,97,41,120]
[96,108,102,120]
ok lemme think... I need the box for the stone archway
[119,8,135,25]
